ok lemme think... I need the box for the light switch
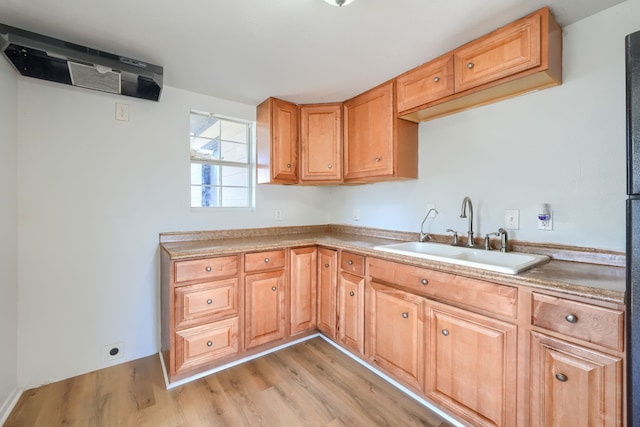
[504,209,520,229]
[115,103,129,121]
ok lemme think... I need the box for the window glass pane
[221,140,249,163]
[221,166,248,187]
[221,187,249,207]
[221,120,248,143]
[191,163,220,186]
[191,185,221,207]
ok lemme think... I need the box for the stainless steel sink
[373,241,550,274]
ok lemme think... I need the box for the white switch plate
[115,103,129,121]
[353,208,360,221]
[504,209,520,229]
[275,210,282,221]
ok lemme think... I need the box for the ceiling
[0,0,625,106]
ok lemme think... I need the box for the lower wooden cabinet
[245,270,286,349]
[426,303,517,427]
[317,247,338,338]
[367,281,426,391]
[290,246,317,335]
[337,270,365,355]
[529,331,623,427]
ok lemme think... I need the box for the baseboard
[317,335,464,427]
[0,387,23,425]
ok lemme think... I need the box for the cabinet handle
[467,62,474,69]
[324,263,330,268]
[206,299,213,305]
[401,312,409,319]
[205,266,212,272]
[433,76,440,83]
[441,329,449,336]
[565,314,578,323]
[286,163,291,168]
[207,341,213,347]
[555,373,568,382]
[264,258,270,264]
[347,260,353,265]
[328,164,332,169]
[374,157,381,162]
[421,278,428,285]
[272,286,277,292]
[349,291,355,297]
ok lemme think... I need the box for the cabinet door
[290,247,317,335]
[530,332,623,427]
[337,271,365,355]
[245,270,286,349]
[426,305,517,427]
[454,12,541,92]
[367,282,426,391]
[256,97,298,184]
[343,82,395,180]
[396,54,455,113]
[300,104,342,183]
[317,248,338,338]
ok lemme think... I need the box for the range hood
[0,23,163,101]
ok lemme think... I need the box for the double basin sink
[373,241,549,275]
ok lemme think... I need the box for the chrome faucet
[419,208,439,242]
[460,196,475,247]
[498,228,509,252]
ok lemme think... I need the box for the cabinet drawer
[532,293,624,351]
[454,13,541,92]
[174,278,238,329]
[396,54,455,113]
[245,250,285,273]
[174,317,239,373]
[369,258,517,319]
[175,256,239,283]
[341,252,365,276]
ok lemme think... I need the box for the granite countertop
[160,226,626,305]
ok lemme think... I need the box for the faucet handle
[484,232,500,250]
[446,229,459,245]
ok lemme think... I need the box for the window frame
[189,110,255,210]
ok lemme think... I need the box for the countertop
[160,226,626,305]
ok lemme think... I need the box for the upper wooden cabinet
[398,7,562,122]
[343,81,418,182]
[256,97,299,184]
[300,104,343,184]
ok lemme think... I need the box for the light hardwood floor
[5,337,456,426]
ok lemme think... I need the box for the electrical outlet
[504,209,520,229]
[115,103,129,121]
[104,343,123,361]
[537,211,553,230]
[275,210,282,221]
[353,208,360,221]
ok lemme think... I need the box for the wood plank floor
[5,337,457,427]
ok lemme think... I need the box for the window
[190,111,253,208]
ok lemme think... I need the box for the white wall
[16,82,330,388]
[0,50,18,412]
[328,1,640,253]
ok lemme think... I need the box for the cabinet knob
[565,314,578,323]
[206,299,213,305]
[433,76,440,83]
[555,373,568,382]
[264,258,270,264]
[207,341,213,347]
[347,260,353,265]
[421,278,428,285]
[272,286,277,292]
[286,163,291,168]
[205,266,212,272]
[374,157,381,162]
[467,62,474,69]
[324,263,330,268]
[441,329,449,336]
[401,312,409,319]
[349,291,355,297]
[328,164,332,169]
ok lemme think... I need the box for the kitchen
[0,0,637,425]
